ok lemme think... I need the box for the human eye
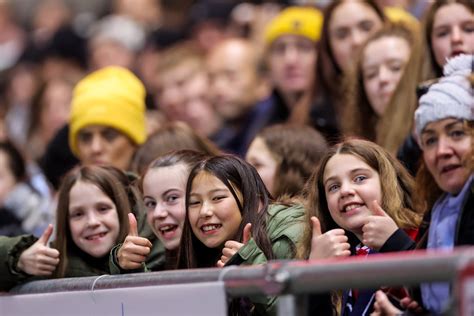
[359,20,374,33]
[166,194,180,204]
[326,183,340,193]
[462,22,474,33]
[421,135,437,148]
[77,131,92,144]
[102,128,119,142]
[334,28,349,40]
[363,68,378,80]
[69,210,83,219]
[143,198,156,210]
[434,27,450,38]
[354,175,367,183]
[97,203,112,213]
[212,195,227,202]
[188,198,201,207]
[449,128,466,140]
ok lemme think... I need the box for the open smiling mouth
[85,232,107,240]
[341,203,364,213]
[160,225,178,235]
[201,224,222,233]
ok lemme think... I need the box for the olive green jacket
[231,203,307,316]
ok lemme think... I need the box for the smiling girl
[301,139,422,315]
[177,155,307,314]
[53,165,132,278]
[114,150,207,271]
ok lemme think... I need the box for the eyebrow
[422,120,463,134]
[190,188,228,195]
[324,168,372,185]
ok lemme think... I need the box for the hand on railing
[17,224,60,276]
[217,223,251,267]
[362,201,398,251]
[308,216,351,260]
[117,213,152,270]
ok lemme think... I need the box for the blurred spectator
[187,0,239,54]
[181,68,222,139]
[207,38,270,156]
[154,42,204,122]
[0,0,26,74]
[0,141,52,237]
[130,121,220,175]
[26,76,76,161]
[111,0,162,31]
[88,14,146,70]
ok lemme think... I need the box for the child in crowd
[343,23,421,156]
[292,0,385,137]
[177,155,307,315]
[421,0,473,81]
[302,138,422,315]
[246,124,327,199]
[373,54,473,315]
[1,165,135,290]
[111,150,207,271]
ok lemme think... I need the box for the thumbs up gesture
[362,200,398,250]
[17,224,60,276]
[217,223,252,267]
[308,217,351,260]
[117,213,152,270]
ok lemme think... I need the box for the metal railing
[9,247,474,315]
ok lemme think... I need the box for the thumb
[370,200,388,217]
[243,223,252,244]
[128,213,139,237]
[311,216,322,237]
[38,224,54,246]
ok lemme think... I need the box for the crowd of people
[0,0,472,315]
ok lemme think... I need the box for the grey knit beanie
[415,54,473,138]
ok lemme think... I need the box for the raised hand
[362,200,398,251]
[117,213,152,270]
[309,216,351,260]
[217,223,252,267]
[17,224,60,276]
[371,290,403,316]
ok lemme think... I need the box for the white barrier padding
[0,281,227,316]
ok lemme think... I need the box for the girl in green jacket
[177,154,307,315]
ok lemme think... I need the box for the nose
[283,45,299,64]
[90,134,104,153]
[86,212,100,227]
[378,66,391,85]
[436,136,454,157]
[350,29,365,50]
[451,26,462,44]
[199,200,213,218]
[153,203,168,219]
[339,181,355,198]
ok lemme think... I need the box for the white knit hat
[415,54,473,137]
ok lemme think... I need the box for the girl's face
[362,36,411,116]
[431,3,474,68]
[329,0,383,71]
[420,118,472,195]
[68,181,120,258]
[188,171,242,249]
[143,164,188,251]
[0,151,17,204]
[323,153,382,238]
[245,137,278,195]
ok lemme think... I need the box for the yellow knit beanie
[69,66,146,156]
[264,6,323,46]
